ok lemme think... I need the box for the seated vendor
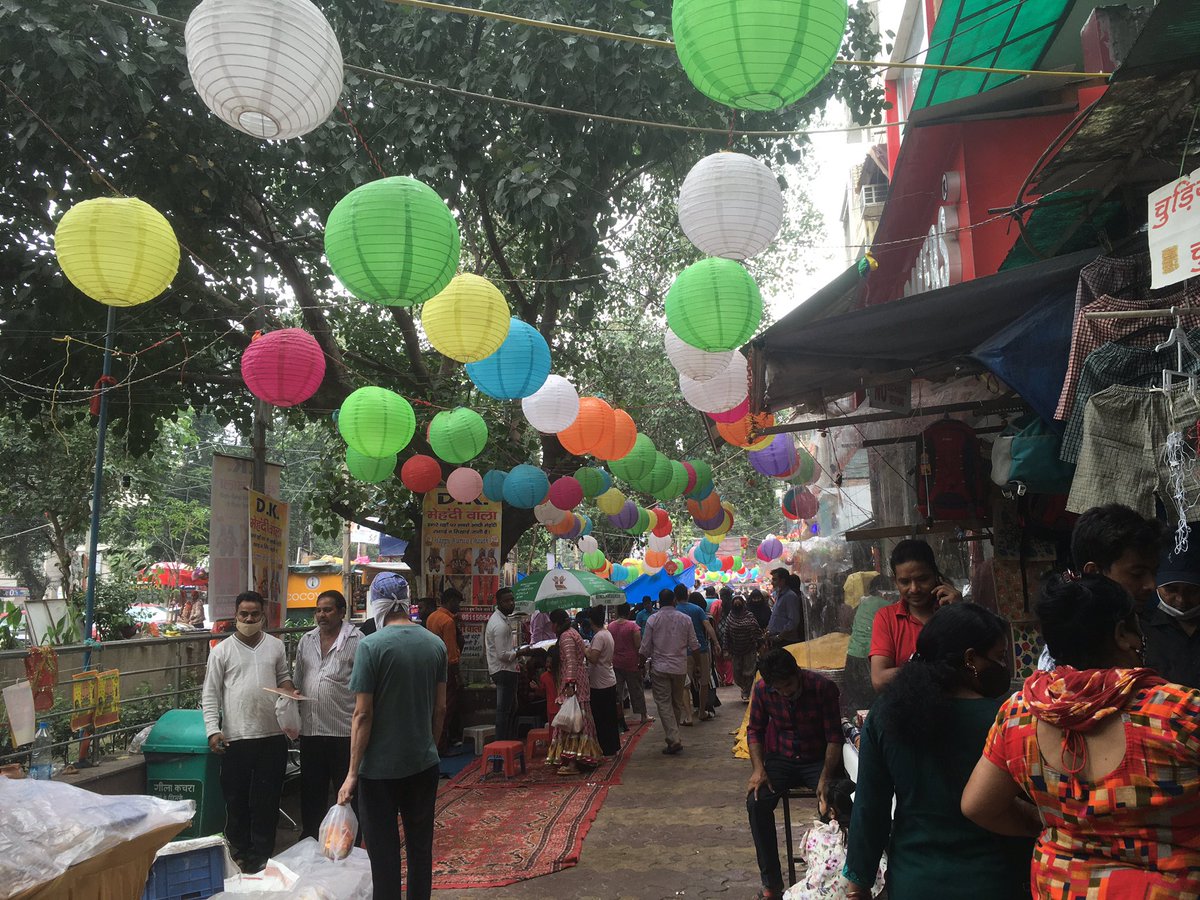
[1142,531,1200,689]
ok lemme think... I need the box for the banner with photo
[248,489,289,628]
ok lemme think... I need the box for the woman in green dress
[843,603,1034,899]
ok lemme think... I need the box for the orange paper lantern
[687,492,723,520]
[645,549,668,568]
[716,411,775,450]
[592,408,638,461]
[557,397,615,457]
[548,514,577,537]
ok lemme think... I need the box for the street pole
[342,520,353,618]
[82,305,116,672]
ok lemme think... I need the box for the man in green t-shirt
[844,575,894,715]
[338,579,447,899]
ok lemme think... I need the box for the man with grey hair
[339,577,446,899]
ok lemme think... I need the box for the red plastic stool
[482,740,526,779]
[525,727,552,761]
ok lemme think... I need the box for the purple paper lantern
[693,508,727,531]
[240,328,326,407]
[610,499,639,529]
[749,434,800,477]
[756,537,783,562]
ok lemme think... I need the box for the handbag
[551,694,583,733]
[1007,415,1074,494]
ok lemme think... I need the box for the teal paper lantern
[575,466,612,498]
[465,318,552,400]
[345,448,396,484]
[483,469,508,502]
[338,386,416,457]
[666,258,762,352]
[427,407,488,464]
[324,176,461,307]
[503,464,550,509]
[672,0,849,111]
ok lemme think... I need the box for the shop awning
[749,247,1099,414]
[913,0,1074,110]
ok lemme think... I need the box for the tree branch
[388,307,432,386]
[473,183,531,315]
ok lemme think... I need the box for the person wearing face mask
[201,591,298,873]
[1140,534,1200,688]
[963,574,1200,898]
[870,540,962,691]
[844,603,1033,900]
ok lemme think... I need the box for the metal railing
[0,627,308,770]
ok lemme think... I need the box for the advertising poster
[70,671,97,731]
[209,454,282,622]
[421,490,501,674]
[248,489,289,628]
[94,669,121,728]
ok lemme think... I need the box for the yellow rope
[385,0,1113,80]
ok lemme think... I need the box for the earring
[967,663,979,677]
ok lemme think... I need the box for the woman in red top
[963,573,1200,896]
[870,540,961,691]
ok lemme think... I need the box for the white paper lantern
[665,328,734,382]
[535,500,569,526]
[680,351,749,413]
[641,562,663,575]
[647,533,673,552]
[678,152,784,260]
[578,535,599,555]
[521,374,580,433]
[185,0,344,140]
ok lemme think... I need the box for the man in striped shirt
[294,589,361,840]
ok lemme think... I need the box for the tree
[0,0,885,565]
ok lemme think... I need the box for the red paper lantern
[240,328,326,407]
[401,454,442,493]
[783,487,819,520]
[548,476,584,511]
[718,554,734,571]
[651,508,672,537]
[557,397,615,456]
[707,396,750,424]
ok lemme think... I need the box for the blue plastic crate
[142,842,224,900]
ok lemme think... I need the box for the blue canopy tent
[622,565,696,604]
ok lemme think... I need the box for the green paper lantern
[345,447,396,484]
[687,459,714,497]
[324,176,461,307]
[627,507,652,536]
[622,434,658,482]
[672,0,848,111]
[644,453,674,495]
[338,386,416,457]
[582,549,606,570]
[427,407,488,464]
[576,467,612,498]
[657,461,690,501]
[666,258,762,352]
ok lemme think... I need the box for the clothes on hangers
[1055,294,1200,421]
[1074,253,1150,312]
[1067,383,1200,522]
[1060,330,1200,464]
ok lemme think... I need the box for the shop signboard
[248,489,289,628]
[1149,167,1200,289]
[209,454,282,622]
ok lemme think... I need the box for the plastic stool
[463,724,496,756]
[525,727,552,760]
[482,740,526,779]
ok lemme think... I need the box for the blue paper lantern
[482,469,508,503]
[503,464,550,508]
[465,318,551,400]
[579,515,594,537]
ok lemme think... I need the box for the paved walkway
[434,685,820,900]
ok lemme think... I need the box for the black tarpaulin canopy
[749,248,1099,414]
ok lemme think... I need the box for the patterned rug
[423,722,650,889]
[448,720,650,789]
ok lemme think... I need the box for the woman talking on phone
[870,540,962,691]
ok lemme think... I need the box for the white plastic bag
[318,803,358,861]
[551,695,583,733]
[275,694,301,740]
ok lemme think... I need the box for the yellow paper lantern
[596,488,626,516]
[421,274,511,363]
[54,197,179,306]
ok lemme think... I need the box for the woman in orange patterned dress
[962,573,1200,898]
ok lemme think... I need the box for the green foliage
[0,0,886,559]
[0,600,24,649]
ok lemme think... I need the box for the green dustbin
[143,709,224,840]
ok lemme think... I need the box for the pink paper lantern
[240,328,326,407]
[548,476,584,511]
[707,396,750,424]
[446,467,483,503]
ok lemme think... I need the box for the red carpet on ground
[421,721,650,889]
